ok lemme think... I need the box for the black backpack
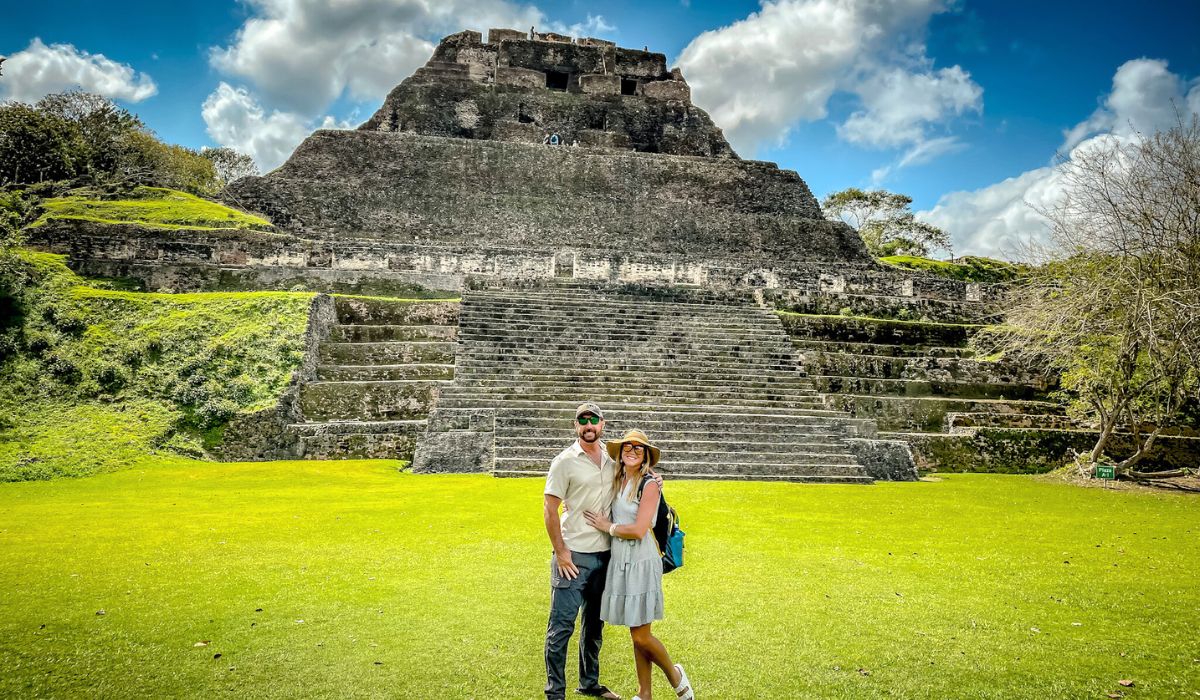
[637,476,685,573]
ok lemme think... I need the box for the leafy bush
[879,255,1027,283]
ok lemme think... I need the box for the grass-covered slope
[30,186,272,231]
[879,255,1027,283]
[0,465,1195,698]
[0,251,312,480]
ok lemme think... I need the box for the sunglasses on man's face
[577,415,601,425]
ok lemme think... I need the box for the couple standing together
[542,402,693,700]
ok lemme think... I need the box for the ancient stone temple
[35,30,1194,477]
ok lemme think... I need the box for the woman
[584,430,694,700]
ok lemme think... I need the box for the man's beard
[579,428,599,443]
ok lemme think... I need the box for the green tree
[974,117,1200,477]
[35,92,143,182]
[201,147,259,187]
[0,104,78,184]
[822,188,952,257]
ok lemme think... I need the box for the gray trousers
[545,549,610,699]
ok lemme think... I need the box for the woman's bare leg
[631,629,653,698]
[630,623,682,695]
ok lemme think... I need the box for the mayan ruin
[24,29,1199,481]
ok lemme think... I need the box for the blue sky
[3,0,1199,257]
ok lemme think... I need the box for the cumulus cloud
[839,65,981,148]
[918,59,1200,258]
[201,82,350,171]
[677,0,981,160]
[208,0,590,116]
[0,38,157,103]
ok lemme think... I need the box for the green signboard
[1096,464,1117,480]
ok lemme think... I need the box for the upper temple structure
[221,28,876,281]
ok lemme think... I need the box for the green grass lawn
[30,186,273,231]
[0,463,1196,699]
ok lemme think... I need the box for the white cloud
[870,135,966,185]
[0,38,157,103]
[839,65,981,148]
[201,82,349,172]
[677,0,981,161]
[209,0,557,115]
[918,59,1200,258]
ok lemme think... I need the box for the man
[543,402,620,700]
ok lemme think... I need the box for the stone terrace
[413,281,899,483]
[285,296,459,459]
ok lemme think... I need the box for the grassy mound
[30,186,272,231]
[0,251,312,480]
[880,255,1026,283]
[0,465,1195,698]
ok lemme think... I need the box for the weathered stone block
[579,73,620,95]
[642,80,690,101]
[487,28,526,44]
[495,66,544,89]
[845,439,918,481]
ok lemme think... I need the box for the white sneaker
[673,664,694,700]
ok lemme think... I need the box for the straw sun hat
[605,429,661,467]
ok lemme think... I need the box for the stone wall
[895,428,1200,474]
[225,130,869,264]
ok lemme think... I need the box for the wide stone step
[823,394,1064,433]
[335,297,460,325]
[460,311,780,332]
[945,412,1082,432]
[460,322,788,342]
[333,324,459,342]
[458,337,795,355]
[791,339,975,359]
[492,470,874,484]
[456,377,817,393]
[498,446,858,465]
[456,352,797,370]
[320,341,456,365]
[467,287,757,304]
[800,351,1044,388]
[286,420,426,460]
[495,436,852,453]
[466,283,758,306]
[464,294,767,316]
[494,422,856,440]
[299,380,445,421]
[440,390,826,410]
[492,458,869,478]
[456,366,812,384]
[448,381,816,396]
[777,313,979,347]
[436,397,847,418]
[813,375,1044,400]
[317,363,455,381]
[287,419,428,435]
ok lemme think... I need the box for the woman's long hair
[613,442,654,502]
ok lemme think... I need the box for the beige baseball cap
[575,402,604,419]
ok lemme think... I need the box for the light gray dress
[599,479,664,627]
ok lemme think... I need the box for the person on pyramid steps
[583,430,694,700]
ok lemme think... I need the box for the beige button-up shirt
[545,440,617,553]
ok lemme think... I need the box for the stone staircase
[285,296,459,459]
[430,282,878,483]
[781,312,1068,434]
